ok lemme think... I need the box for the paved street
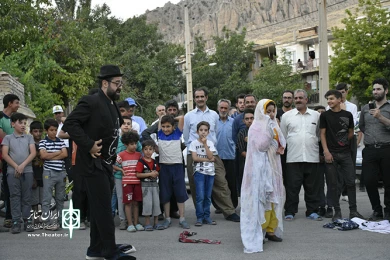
[0,185,388,260]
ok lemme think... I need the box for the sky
[91,0,182,20]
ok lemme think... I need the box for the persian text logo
[62,199,80,239]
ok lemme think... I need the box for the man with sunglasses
[63,65,135,260]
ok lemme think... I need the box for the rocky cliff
[145,0,360,46]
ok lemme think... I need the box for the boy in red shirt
[115,132,143,232]
[136,140,164,231]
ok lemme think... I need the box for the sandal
[284,214,294,221]
[144,225,153,231]
[153,224,165,230]
[306,213,323,221]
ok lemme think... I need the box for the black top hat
[97,65,123,79]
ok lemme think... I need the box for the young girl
[240,99,286,253]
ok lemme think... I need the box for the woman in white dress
[240,99,286,253]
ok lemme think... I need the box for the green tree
[250,57,302,107]
[192,28,254,110]
[0,6,114,120]
[330,0,390,105]
[0,0,50,55]
[115,16,185,123]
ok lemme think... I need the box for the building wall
[0,71,36,131]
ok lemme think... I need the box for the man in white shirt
[280,89,322,221]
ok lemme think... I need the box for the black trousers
[284,162,320,217]
[362,146,390,213]
[2,160,12,220]
[71,166,89,222]
[83,166,116,258]
[339,136,357,196]
[318,162,326,208]
[325,152,357,211]
[222,159,238,208]
[281,146,288,187]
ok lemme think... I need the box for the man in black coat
[63,65,135,260]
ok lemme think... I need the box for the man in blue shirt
[118,98,147,135]
[216,99,237,208]
[232,94,257,144]
[231,94,245,118]
[184,88,240,222]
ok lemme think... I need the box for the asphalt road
[0,184,388,260]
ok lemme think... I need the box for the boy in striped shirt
[115,131,143,232]
[39,119,68,230]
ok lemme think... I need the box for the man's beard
[283,102,292,108]
[374,92,385,102]
[107,86,120,101]
[219,111,228,118]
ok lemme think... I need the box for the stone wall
[0,71,36,119]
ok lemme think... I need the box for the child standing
[189,121,217,226]
[115,131,144,232]
[158,115,189,229]
[320,90,364,221]
[113,116,142,230]
[1,113,36,234]
[39,119,68,230]
[237,109,255,195]
[30,121,44,225]
[136,140,164,231]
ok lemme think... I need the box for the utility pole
[184,4,193,111]
[318,0,329,106]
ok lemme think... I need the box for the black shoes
[368,211,384,221]
[332,210,342,222]
[265,233,283,242]
[349,211,364,219]
[384,212,390,221]
[318,207,326,217]
[11,221,21,234]
[215,209,223,214]
[226,213,240,222]
[325,207,333,218]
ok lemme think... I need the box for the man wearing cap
[118,98,147,135]
[63,65,135,260]
[117,100,141,134]
[52,105,71,179]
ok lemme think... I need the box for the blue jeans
[194,171,214,221]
